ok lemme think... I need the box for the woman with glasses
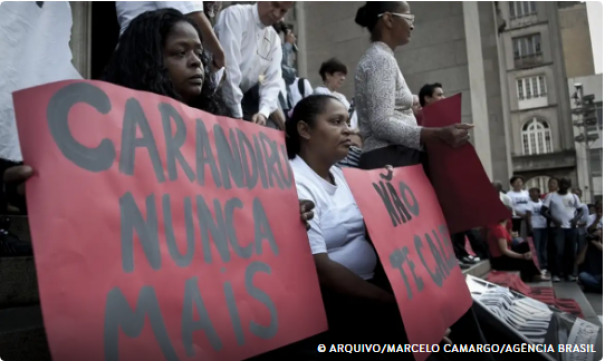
[353,2,473,171]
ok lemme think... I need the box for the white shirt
[116,1,204,36]
[0,1,82,162]
[506,190,530,218]
[314,86,358,129]
[499,192,515,216]
[214,4,282,119]
[288,78,313,109]
[290,156,377,280]
[543,192,582,229]
[527,200,547,229]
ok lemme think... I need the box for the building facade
[568,74,603,202]
[68,1,579,193]
[558,1,595,78]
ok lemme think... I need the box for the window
[510,1,537,19]
[526,176,550,195]
[522,118,552,155]
[590,148,602,177]
[517,76,547,100]
[513,34,542,59]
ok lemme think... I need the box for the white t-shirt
[543,192,582,229]
[290,156,377,280]
[527,200,547,229]
[116,2,204,36]
[506,190,530,218]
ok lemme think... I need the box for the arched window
[521,118,552,155]
[526,176,551,195]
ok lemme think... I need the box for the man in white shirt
[506,176,530,236]
[214,2,293,126]
[115,2,225,68]
[541,178,583,282]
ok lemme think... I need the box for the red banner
[526,238,542,271]
[422,94,510,234]
[343,165,472,361]
[13,80,327,361]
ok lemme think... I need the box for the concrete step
[0,256,39,307]
[0,305,51,361]
[553,282,601,327]
[6,215,31,242]
[463,260,491,279]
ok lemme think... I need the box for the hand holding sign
[434,123,474,148]
[13,80,327,361]
[422,94,511,234]
[3,165,33,195]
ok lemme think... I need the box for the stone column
[463,1,494,179]
[295,2,308,78]
[69,1,92,79]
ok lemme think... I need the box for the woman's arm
[313,253,395,303]
[498,238,524,259]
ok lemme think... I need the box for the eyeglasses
[378,12,415,23]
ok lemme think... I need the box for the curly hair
[102,8,227,116]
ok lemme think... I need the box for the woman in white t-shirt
[313,58,358,129]
[506,176,530,235]
[284,94,458,352]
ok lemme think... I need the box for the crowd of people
[0,0,601,359]
[489,176,603,291]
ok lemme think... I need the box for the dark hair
[285,95,340,159]
[529,187,541,194]
[509,176,524,185]
[355,2,406,38]
[319,58,348,81]
[103,9,227,115]
[419,83,443,107]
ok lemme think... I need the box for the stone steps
[0,256,39,308]
[462,259,491,279]
[553,282,601,327]
[0,306,51,361]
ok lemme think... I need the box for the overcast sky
[586,1,603,74]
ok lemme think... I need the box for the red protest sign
[343,165,472,361]
[13,80,327,361]
[422,94,510,234]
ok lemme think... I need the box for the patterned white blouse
[354,41,422,153]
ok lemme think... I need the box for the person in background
[572,188,590,260]
[507,176,530,236]
[314,58,358,129]
[214,1,293,127]
[115,2,225,69]
[412,94,423,125]
[541,177,559,199]
[527,187,548,273]
[337,128,363,169]
[419,82,445,108]
[103,9,226,116]
[576,235,602,293]
[203,1,222,24]
[353,1,472,171]
[487,218,548,282]
[541,177,583,283]
[493,181,514,215]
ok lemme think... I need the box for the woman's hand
[437,124,474,148]
[299,199,315,230]
[523,252,532,260]
[4,165,33,196]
